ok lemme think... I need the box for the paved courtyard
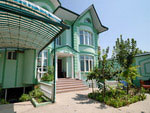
[0,89,150,113]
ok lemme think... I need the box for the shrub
[29,88,44,98]
[19,87,47,103]
[19,94,31,102]
[0,99,9,104]
[41,73,54,82]
[88,88,146,108]
[41,67,54,82]
[36,97,45,103]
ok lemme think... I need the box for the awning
[0,0,69,52]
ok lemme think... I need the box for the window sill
[79,44,94,48]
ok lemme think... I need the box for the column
[55,55,58,80]
[71,56,74,79]
[66,57,68,78]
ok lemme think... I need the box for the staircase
[56,78,89,94]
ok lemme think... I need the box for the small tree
[87,47,121,97]
[113,35,139,94]
[94,47,114,97]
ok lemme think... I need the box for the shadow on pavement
[72,93,108,109]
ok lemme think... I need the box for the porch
[56,52,74,80]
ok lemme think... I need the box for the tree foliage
[113,35,139,94]
[114,35,138,69]
[87,47,118,97]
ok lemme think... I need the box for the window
[7,51,17,60]
[56,36,61,46]
[80,55,94,72]
[38,50,48,67]
[84,18,91,24]
[80,30,93,46]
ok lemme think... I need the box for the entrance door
[58,59,62,78]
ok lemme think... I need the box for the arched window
[84,18,91,24]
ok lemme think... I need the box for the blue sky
[60,0,150,57]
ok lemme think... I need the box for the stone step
[56,78,88,94]
[56,87,89,94]
[57,79,82,82]
[56,81,83,85]
[56,83,84,87]
[56,84,87,90]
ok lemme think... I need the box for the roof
[50,0,61,9]
[54,4,108,33]
[135,53,150,57]
[0,0,69,52]
[78,5,108,33]
[54,6,79,22]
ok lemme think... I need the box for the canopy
[0,0,69,52]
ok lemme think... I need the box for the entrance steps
[56,78,88,94]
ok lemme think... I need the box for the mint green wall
[62,58,66,72]
[133,55,150,87]
[65,26,72,47]
[16,53,24,87]
[135,55,150,76]
[67,57,72,78]
[79,45,95,54]
[0,51,5,85]
[23,50,36,84]
[46,9,100,81]
[72,11,99,80]
[0,49,37,88]
[3,51,16,88]
[79,12,93,23]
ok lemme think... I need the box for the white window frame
[80,30,93,46]
[37,50,48,72]
[80,55,94,72]
[7,51,17,60]
[56,36,61,46]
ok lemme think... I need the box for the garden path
[0,89,150,113]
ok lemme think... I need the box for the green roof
[0,0,69,52]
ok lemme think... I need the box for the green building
[0,0,69,90]
[0,0,108,99]
[133,53,150,87]
[36,1,108,83]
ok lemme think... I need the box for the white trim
[80,55,94,72]
[66,57,68,78]
[71,56,74,79]
[80,30,93,46]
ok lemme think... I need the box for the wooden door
[58,59,62,78]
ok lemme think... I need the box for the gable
[78,11,93,25]
[75,5,108,34]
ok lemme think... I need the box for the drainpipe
[53,38,56,103]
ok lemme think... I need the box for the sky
[60,0,150,57]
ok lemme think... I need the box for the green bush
[29,88,44,98]
[0,99,9,104]
[41,67,54,82]
[19,87,46,103]
[88,88,146,108]
[19,94,31,102]
[41,73,54,82]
